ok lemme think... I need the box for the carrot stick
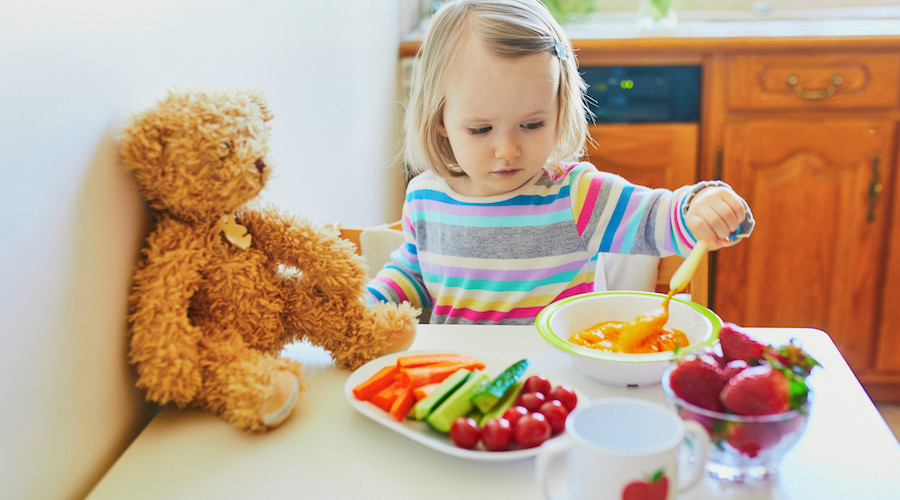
[355,354,486,421]
[399,361,485,388]
[369,381,401,411]
[352,364,399,401]
[413,382,442,401]
[396,353,479,369]
[389,385,417,422]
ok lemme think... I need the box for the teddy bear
[119,86,418,432]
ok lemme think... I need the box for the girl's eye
[468,126,492,135]
[522,121,545,130]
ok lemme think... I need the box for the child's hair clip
[553,37,570,61]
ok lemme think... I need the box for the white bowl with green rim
[535,291,721,387]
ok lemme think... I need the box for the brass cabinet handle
[786,74,844,101]
[868,156,882,223]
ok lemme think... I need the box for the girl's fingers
[684,213,717,246]
[704,191,745,231]
[722,195,747,228]
[686,188,748,244]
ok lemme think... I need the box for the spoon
[617,240,709,351]
[668,240,709,297]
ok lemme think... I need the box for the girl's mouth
[493,169,521,177]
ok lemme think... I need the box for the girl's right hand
[684,186,748,250]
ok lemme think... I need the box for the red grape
[517,391,547,412]
[449,417,480,449]
[538,400,569,434]
[480,417,513,451]
[514,412,552,448]
[523,375,552,397]
[548,384,578,411]
[502,405,530,428]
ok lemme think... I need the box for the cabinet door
[876,148,900,374]
[716,120,892,373]
[584,123,698,189]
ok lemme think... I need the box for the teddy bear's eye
[218,142,232,159]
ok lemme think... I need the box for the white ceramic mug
[535,397,709,500]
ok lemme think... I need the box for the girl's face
[439,41,559,197]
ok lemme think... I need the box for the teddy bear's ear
[248,89,274,122]
[120,114,164,170]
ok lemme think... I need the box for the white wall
[0,1,405,498]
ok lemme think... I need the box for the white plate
[344,349,585,462]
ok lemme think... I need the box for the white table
[88,326,900,500]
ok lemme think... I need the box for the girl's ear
[437,117,448,138]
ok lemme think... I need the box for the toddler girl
[367,0,753,324]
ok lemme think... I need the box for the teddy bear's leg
[258,370,301,427]
[197,347,306,432]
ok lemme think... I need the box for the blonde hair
[404,0,588,178]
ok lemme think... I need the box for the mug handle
[534,434,572,500]
[677,420,711,493]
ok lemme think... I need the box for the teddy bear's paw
[260,370,300,428]
[368,301,419,358]
[384,313,418,354]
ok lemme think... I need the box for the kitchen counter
[400,7,900,56]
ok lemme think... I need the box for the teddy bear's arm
[128,221,207,407]
[237,206,419,368]
[238,206,368,298]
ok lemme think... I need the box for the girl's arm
[365,215,432,310]
[570,165,753,258]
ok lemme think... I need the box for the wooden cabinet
[583,123,698,189]
[710,52,900,398]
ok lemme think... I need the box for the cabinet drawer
[727,53,900,111]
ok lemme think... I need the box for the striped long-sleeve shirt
[367,162,743,325]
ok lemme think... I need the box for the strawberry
[668,353,727,412]
[725,421,783,458]
[719,323,768,365]
[721,359,749,380]
[720,365,796,415]
[769,339,821,377]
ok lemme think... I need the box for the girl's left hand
[684,186,747,250]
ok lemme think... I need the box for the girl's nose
[494,133,520,161]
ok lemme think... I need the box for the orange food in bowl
[568,321,689,354]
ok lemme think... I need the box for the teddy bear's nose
[255,159,266,173]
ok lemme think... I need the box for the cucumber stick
[426,370,490,433]
[411,368,471,421]
[471,359,530,413]
[477,380,524,427]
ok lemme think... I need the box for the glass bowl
[661,365,811,482]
